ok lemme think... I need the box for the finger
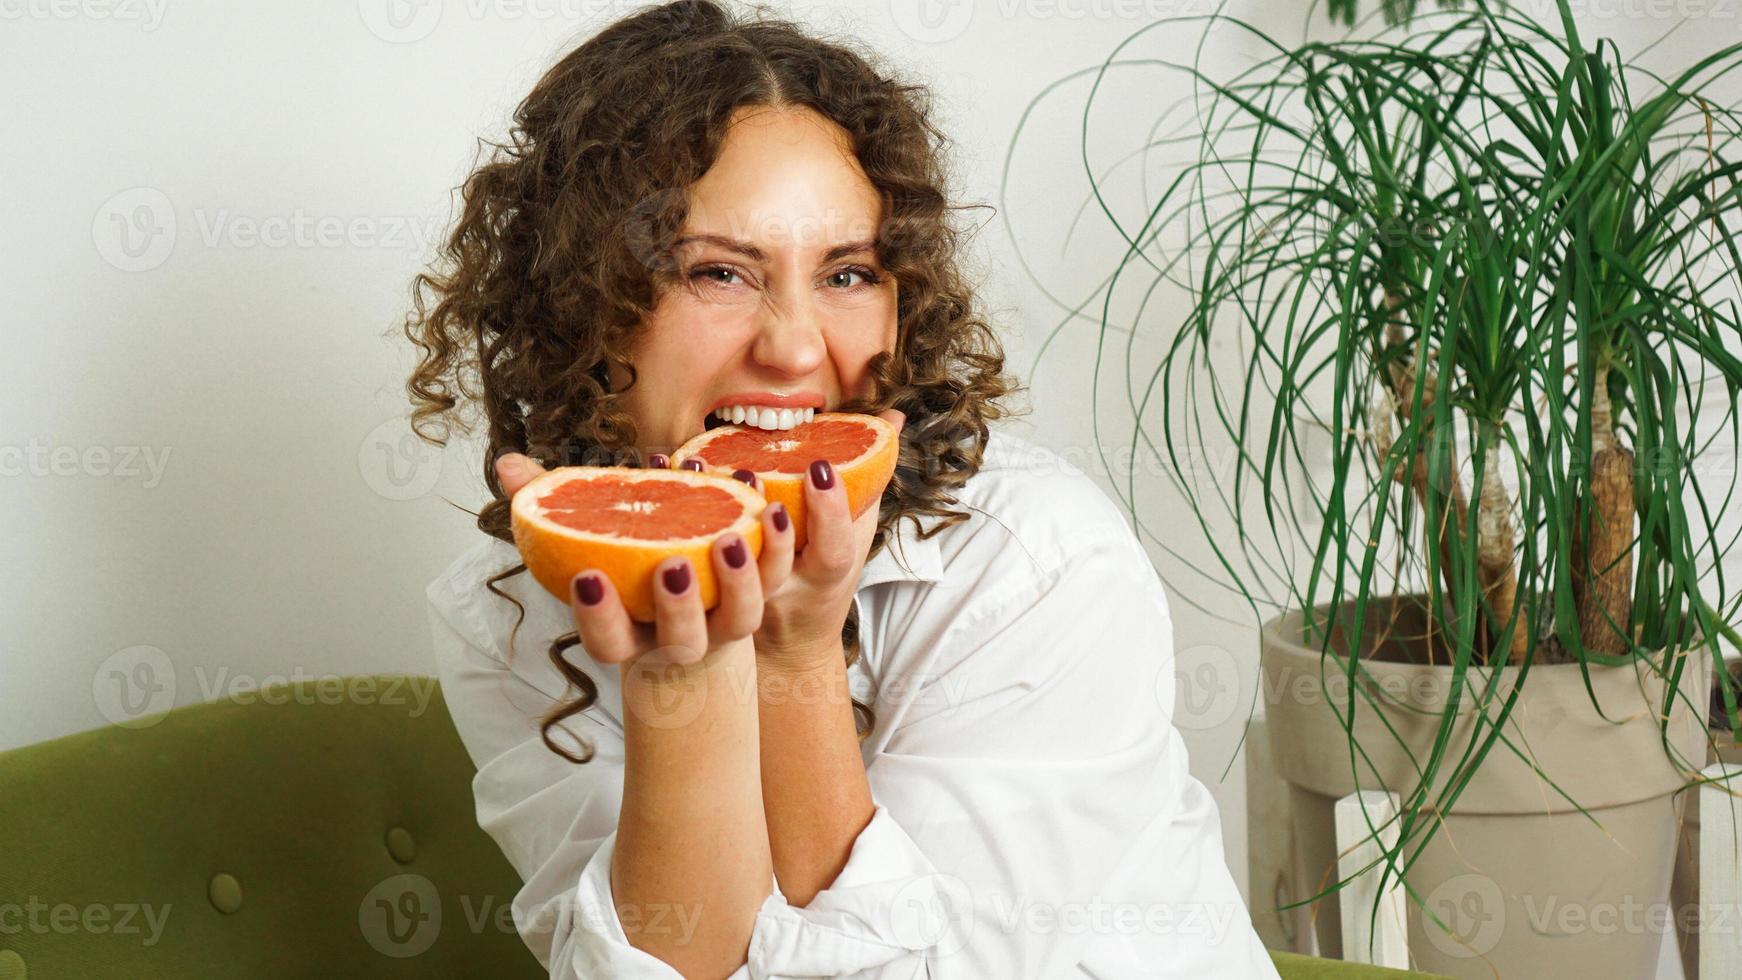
[495,452,547,498]
[646,453,669,469]
[569,571,639,665]
[706,532,763,645]
[757,501,795,595]
[877,407,906,436]
[797,459,854,582]
[651,557,709,665]
[725,468,793,597]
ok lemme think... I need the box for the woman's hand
[494,453,795,671]
[753,408,906,675]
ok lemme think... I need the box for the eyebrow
[672,233,879,265]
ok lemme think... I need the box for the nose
[749,293,828,378]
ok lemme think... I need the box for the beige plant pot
[1262,594,1709,979]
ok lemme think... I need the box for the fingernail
[771,503,790,533]
[662,562,691,594]
[732,468,755,486]
[648,453,669,469]
[574,574,603,606]
[722,536,748,569]
[808,459,835,490]
[681,458,705,472]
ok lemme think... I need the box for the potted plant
[1015,2,1742,975]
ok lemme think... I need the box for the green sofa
[0,676,1445,978]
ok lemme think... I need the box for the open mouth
[703,405,818,433]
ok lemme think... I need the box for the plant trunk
[1571,366,1636,658]
[1380,306,1522,664]
[1475,440,1528,664]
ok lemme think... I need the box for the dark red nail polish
[681,458,704,472]
[808,459,835,490]
[732,468,755,485]
[574,574,603,606]
[648,453,669,469]
[662,562,691,594]
[722,537,748,569]
[771,503,790,533]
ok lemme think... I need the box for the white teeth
[712,404,815,430]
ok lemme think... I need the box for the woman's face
[617,105,899,455]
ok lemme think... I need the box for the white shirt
[425,428,1280,979]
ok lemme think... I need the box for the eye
[826,265,883,290]
[689,264,745,289]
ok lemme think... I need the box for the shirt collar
[856,516,945,589]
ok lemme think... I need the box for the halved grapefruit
[671,413,897,551]
[510,467,765,622]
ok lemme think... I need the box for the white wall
[2,0,1730,943]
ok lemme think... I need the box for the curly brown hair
[402,0,1018,764]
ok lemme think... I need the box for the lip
[706,391,827,412]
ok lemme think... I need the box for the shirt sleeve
[425,572,752,980]
[741,527,1280,979]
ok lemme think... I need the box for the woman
[406,2,1277,977]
